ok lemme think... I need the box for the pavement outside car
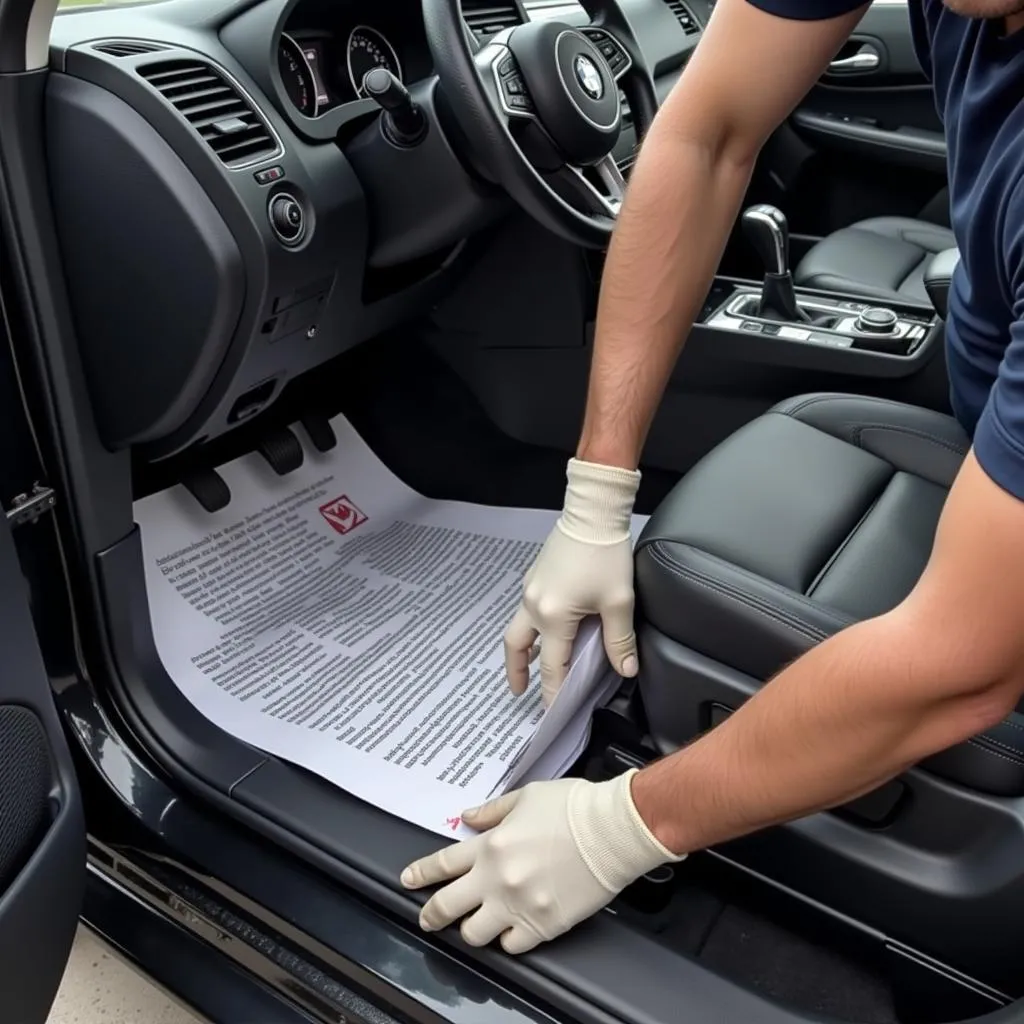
[49,928,201,1024]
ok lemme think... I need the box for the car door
[765,0,948,243]
[0,439,85,1020]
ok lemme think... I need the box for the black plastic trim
[791,109,947,174]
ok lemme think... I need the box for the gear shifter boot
[760,270,810,322]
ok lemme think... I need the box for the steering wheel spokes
[424,0,657,247]
[579,26,633,81]
[562,155,627,219]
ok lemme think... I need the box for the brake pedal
[300,414,337,452]
[182,467,231,513]
[258,426,304,476]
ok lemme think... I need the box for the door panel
[757,0,947,243]
[0,507,84,1023]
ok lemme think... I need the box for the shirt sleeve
[742,0,867,19]
[973,315,1024,501]
[974,182,1024,501]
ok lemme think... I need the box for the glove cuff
[568,770,684,895]
[559,459,641,545]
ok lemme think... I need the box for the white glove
[400,770,683,954]
[505,458,641,705]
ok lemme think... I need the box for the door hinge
[5,483,56,527]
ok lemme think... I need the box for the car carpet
[331,335,681,514]
[695,904,898,1024]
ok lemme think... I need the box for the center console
[702,281,934,356]
[694,204,944,374]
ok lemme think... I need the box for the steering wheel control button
[494,56,535,118]
[509,22,620,165]
[581,28,631,78]
[254,165,285,185]
[855,307,899,333]
[268,193,305,246]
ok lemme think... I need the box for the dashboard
[44,0,704,461]
[277,0,432,118]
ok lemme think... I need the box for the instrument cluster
[277,0,429,118]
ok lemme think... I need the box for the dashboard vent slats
[663,0,700,34]
[92,40,168,57]
[461,0,523,39]
[137,59,278,169]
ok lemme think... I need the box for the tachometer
[278,33,319,117]
[346,25,402,98]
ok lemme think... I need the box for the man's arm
[504,0,868,702]
[577,0,867,469]
[404,454,1024,954]
[632,451,1024,852]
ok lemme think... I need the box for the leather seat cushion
[635,394,1024,796]
[794,217,956,304]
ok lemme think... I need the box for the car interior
[3,0,1023,1020]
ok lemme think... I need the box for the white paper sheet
[134,414,644,839]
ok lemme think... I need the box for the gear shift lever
[742,204,810,322]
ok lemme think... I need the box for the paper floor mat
[134,415,644,838]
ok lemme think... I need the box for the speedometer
[346,26,402,98]
[278,33,318,117]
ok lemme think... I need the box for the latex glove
[400,770,682,954]
[505,458,641,705]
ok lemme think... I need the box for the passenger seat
[794,217,956,304]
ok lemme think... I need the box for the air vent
[92,40,168,57]
[461,0,523,40]
[664,0,700,34]
[137,59,278,169]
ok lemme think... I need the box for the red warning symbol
[319,495,368,535]
[445,816,462,831]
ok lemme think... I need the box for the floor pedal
[300,414,337,453]
[181,467,231,513]
[258,426,304,476]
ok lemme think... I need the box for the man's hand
[400,771,680,953]
[504,459,640,705]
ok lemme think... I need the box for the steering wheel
[423,0,659,249]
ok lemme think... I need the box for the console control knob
[855,307,899,333]
[269,193,305,246]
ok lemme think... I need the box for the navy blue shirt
[746,0,1024,501]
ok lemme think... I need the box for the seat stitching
[648,545,829,643]
[654,543,855,629]
[966,737,1024,767]
[970,733,1024,758]
[650,551,824,645]
[852,423,968,457]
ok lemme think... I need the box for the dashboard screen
[301,41,331,110]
